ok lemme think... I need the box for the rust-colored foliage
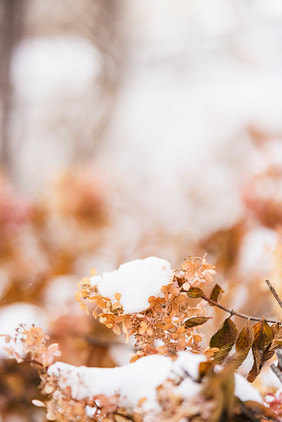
[2,255,282,421]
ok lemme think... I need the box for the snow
[43,275,78,316]
[48,351,262,416]
[0,303,48,359]
[12,37,102,101]
[109,343,133,366]
[234,373,263,403]
[259,361,282,390]
[49,354,172,412]
[172,351,207,380]
[237,228,278,280]
[90,257,173,314]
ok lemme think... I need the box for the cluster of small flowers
[1,325,61,368]
[76,256,215,361]
[36,380,120,422]
[264,391,282,418]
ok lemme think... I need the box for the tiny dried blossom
[76,257,214,360]
[22,326,49,355]
[181,255,216,286]
[1,325,61,368]
[41,343,61,367]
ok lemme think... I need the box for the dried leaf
[253,319,273,350]
[229,322,254,369]
[209,284,224,305]
[270,325,282,350]
[248,340,276,383]
[210,317,238,364]
[187,287,205,298]
[247,345,261,382]
[185,316,211,328]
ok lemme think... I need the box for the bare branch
[270,363,282,384]
[202,296,280,325]
[265,280,282,310]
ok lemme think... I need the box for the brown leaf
[229,322,254,369]
[247,345,261,382]
[210,317,238,364]
[270,325,282,350]
[185,316,211,328]
[253,319,273,351]
[187,287,205,298]
[209,284,224,305]
[247,338,277,383]
[210,317,238,349]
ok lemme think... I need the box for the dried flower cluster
[38,381,120,422]
[76,256,215,360]
[156,364,280,422]
[1,324,61,368]
[1,254,282,422]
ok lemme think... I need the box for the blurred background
[1,1,282,420]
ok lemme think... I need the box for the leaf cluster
[185,281,282,382]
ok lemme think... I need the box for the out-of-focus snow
[49,354,172,413]
[9,1,282,255]
[43,275,78,316]
[258,361,282,391]
[99,0,282,244]
[0,303,48,359]
[109,343,133,367]
[48,350,262,417]
[237,227,278,280]
[11,37,102,101]
[234,373,263,403]
[90,257,173,314]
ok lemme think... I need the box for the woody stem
[265,280,282,309]
[202,296,280,324]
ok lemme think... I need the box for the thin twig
[202,296,280,324]
[265,280,282,309]
[270,363,282,384]
[277,349,282,370]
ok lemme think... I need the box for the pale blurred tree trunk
[0,0,25,171]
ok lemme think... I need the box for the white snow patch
[109,343,133,366]
[43,275,77,316]
[48,351,262,416]
[259,361,282,391]
[237,228,278,280]
[90,257,173,314]
[234,373,263,403]
[49,354,172,412]
[12,37,102,101]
